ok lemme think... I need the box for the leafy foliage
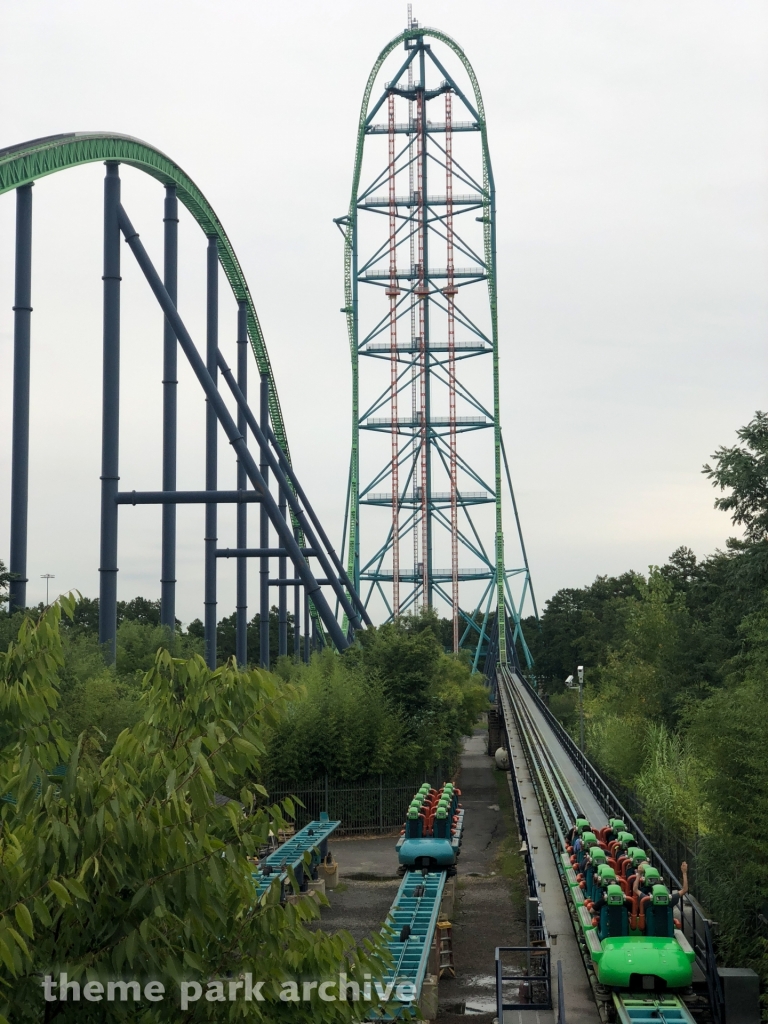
[264,650,406,782]
[215,606,295,668]
[0,561,11,610]
[703,410,768,543]
[265,613,488,783]
[0,601,385,1023]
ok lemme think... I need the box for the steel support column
[294,566,300,659]
[204,237,218,669]
[99,163,121,661]
[278,466,288,658]
[160,184,178,632]
[259,374,270,669]
[117,203,349,652]
[8,183,33,614]
[303,589,310,663]
[217,363,366,630]
[236,301,248,666]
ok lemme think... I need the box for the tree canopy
[0,600,384,1023]
[523,412,768,994]
[703,409,768,543]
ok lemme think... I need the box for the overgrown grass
[492,766,528,907]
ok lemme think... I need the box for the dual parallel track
[498,668,697,1024]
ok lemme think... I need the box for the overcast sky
[0,0,766,624]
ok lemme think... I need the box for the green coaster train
[561,817,695,992]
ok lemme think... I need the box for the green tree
[0,560,11,610]
[703,410,768,542]
[264,616,487,783]
[0,601,384,1023]
[217,607,295,667]
[265,649,408,782]
[522,572,641,690]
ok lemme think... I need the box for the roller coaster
[497,667,726,1024]
[0,15,737,1024]
[0,132,370,669]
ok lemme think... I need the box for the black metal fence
[261,762,460,835]
[495,946,552,1015]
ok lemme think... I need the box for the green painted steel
[0,132,290,467]
[341,28,534,663]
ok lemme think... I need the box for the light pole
[40,573,55,606]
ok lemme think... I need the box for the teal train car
[396,782,465,871]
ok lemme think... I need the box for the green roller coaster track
[0,132,290,464]
[341,27,535,667]
[0,131,331,641]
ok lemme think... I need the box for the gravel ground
[436,731,527,1024]
[312,877,401,944]
[310,726,528,1022]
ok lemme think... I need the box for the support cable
[416,86,429,606]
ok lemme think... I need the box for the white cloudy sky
[0,0,766,624]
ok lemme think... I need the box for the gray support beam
[204,237,218,669]
[259,374,270,669]
[116,204,348,652]
[8,184,33,614]
[160,184,178,633]
[263,421,371,628]
[117,490,260,505]
[217,547,314,557]
[303,589,310,663]
[278,462,288,658]
[99,164,121,661]
[236,302,248,666]
[267,578,332,586]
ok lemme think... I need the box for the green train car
[561,818,695,992]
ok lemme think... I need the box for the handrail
[495,946,552,1016]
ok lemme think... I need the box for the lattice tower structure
[338,21,538,669]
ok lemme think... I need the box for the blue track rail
[253,815,340,901]
[371,871,447,1020]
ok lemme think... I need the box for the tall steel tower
[337,18,537,668]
